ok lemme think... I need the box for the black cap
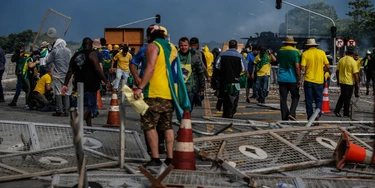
[346,46,356,53]
[190,37,199,44]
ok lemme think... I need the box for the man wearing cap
[190,37,209,80]
[133,25,190,167]
[252,47,276,104]
[190,37,209,106]
[215,40,246,118]
[38,41,50,76]
[276,36,301,120]
[129,26,168,156]
[112,45,132,92]
[178,37,206,111]
[334,47,360,117]
[301,39,330,120]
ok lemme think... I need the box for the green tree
[278,2,338,37]
[0,29,34,53]
[347,0,375,45]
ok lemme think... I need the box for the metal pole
[70,82,88,188]
[119,80,126,168]
[117,17,157,28]
[78,83,84,142]
[277,120,374,124]
[305,108,320,127]
[283,0,337,65]
[308,0,311,37]
[286,12,289,35]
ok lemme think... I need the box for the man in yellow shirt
[301,39,330,120]
[334,47,360,117]
[112,45,132,91]
[252,47,276,103]
[30,69,53,111]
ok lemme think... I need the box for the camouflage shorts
[141,98,174,131]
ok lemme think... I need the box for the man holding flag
[133,24,191,167]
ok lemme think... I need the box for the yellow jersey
[337,56,359,85]
[144,41,178,100]
[114,52,132,71]
[34,74,52,95]
[301,47,329,84]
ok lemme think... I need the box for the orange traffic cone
[97,90,104,110]
[172,110,196,170]
[104,91,120,127]
[322,83,330,113]
[333,131,375,169]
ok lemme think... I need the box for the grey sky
[0,0,354,44]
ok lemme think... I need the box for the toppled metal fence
[0,145,118,182]
[0,120,149,182]
[49,170,375,188]
[194,125,372,174]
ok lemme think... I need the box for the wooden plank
[139,166,166,188]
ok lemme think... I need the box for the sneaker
[246,98,250,103]
[334,112,341,117]
[8,102,17,106]
[164,158,173,166]
[143,160,162,168]
[24,105,30,110]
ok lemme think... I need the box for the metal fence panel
[303,178,375,188]
[195,132,313,173]
[0,121,31,152]
[0,146,118,182]
[0,121,149,162]
[194,126,349,173]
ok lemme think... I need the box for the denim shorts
[84,92,97,111]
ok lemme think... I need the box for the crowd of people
[1,24,375,167]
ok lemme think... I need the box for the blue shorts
[84,92,97,111]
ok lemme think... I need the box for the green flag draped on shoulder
[154,38,191,122]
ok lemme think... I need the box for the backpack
[101,47,112,64]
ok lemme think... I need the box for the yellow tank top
[144,41,174,100]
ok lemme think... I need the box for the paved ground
[0,85,373,187]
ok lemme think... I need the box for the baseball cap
[147,24,167,36]
[190,37,199,44]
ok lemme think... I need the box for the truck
[242,31,334,54]
[104,28,145,52]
